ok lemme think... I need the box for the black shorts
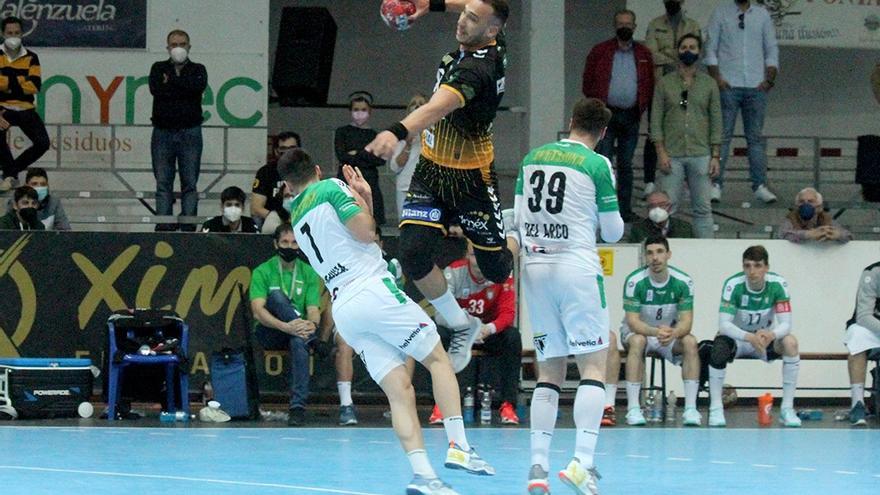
[399,157,505,250]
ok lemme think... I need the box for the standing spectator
[0,16,50,192]
[843,261,880,426]
[200,186,258,233]
[705,0,779,204]
[149,29,208,231]
[652,34,721,239]
[388,94,427,219]
[249,224,322,427]
[0,185,43,230]
[334,92,386,225]
[628,190,694,243]
[21,168,69,230]
[778,187,852,243]
[251,131,300,226]
[582,9,654,222]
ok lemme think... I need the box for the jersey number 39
[527,170,566,214]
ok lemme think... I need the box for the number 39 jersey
[620,266,694,341]
[514,139,619,273]
[719,272,791,333]
[288,178,388,304]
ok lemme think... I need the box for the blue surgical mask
[34,186,48,202]
[797,203,816,221]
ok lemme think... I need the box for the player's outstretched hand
[365,130,400,160]
[409,0,430,21]
[342,164,373,198]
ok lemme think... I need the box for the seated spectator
[260,181,293,235]
[5,168,69,230]
[844,260,880,426]
[778,187,851,243]
[249,224,322,426]
[628,190,694,243]
[0,185,44,230]
[251,131,300,226]
[429,242,522,426]
[201,186,258,233]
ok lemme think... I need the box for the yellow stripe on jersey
[440,84,466,106]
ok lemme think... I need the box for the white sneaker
[780,408,802,428]
[682,407,702,427]
[710,184,722,203]
[447,315,482,373]
[527,464,550,495]
[406,475,459,495]
[625,408,646,426]
[643,182,656,198]
[444,443,495,476]
[708,407,726,427]
[754,184,777,203]
[558,458,600,495]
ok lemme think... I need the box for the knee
[709,335,737,369]
[782,334,798,356]
[383,375,416,404]
[681,334,698,355]
[399,225,439,281]
[473,247,513,284]
[628,334,647,352]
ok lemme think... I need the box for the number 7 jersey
[719,272,791,333]
[288,178,388,304]
[514,139,619,273]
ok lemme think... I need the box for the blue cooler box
[0,358,93,419]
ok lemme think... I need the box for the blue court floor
[1,426,878,494]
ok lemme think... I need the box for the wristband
[430,0,446,12]
[387,122,409,141]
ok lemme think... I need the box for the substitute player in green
[707,245,801,427]
[619,234,701,426]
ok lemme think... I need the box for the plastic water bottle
[647,392,662,422]
[463,387,475,424]
[665,392,677,423]
[480,386,492,425]
[160,411,191,422]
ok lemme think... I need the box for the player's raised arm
[366,87,462,159]
[341,165,378,243]
[408,0,468,22]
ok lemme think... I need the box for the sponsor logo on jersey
[486,289,494,300]
[399,323,430,350]
[324,263,349,283]
[741,295,749,306]
[401,205,443,223]
[646,289,654,302]
[460,214,489,232]
[774,301,791,313]
[533,333,547,354]
[569,336,604,348]
[496,77,505,94]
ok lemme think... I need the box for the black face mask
[678,50,699,66]
[18,207,39,224]
[616,27,634,42]
[664,1,681,17]
[277,247,299,263]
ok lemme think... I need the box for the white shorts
[522,263,610,361]
[622,334,683,366]
[844,323,880,355]
[733,339,781,362]
[332,276,440,383]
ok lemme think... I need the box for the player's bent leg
[708,335,736,427]
[675,335,702,426]
[471,243,514,284]
[529,357,567,495]
[623,334,647,426]
[558,351,606,495]
[775,335,802,427]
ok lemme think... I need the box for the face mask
[678,50,699,66]
[616,27,634,42]
[34,186,48,202]
[282,196,294,212]
[223,206,242,223]
[351,110,369,126]
[4,37,21,51]
[277,247,299,263]
[18,207,38,224]
[797,203,816,221]
[170,46,188,63]
[649,207,669,224]
[664,1,681,17]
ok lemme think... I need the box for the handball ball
[381,0,417,31]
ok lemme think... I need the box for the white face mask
[648,207,670,224]
[170,46,188,63]
[351,110,369,126]
[223,206,242,223]
[282,197,294,212]
[4,37,21,52]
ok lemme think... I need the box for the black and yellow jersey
[0,48,41,110]
[422,38,507,171]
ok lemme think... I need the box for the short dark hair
[677,33,702,50]
[570,98,612,136]
[25,167,48,182]
[743,245,769,264]
[273,131,301,149]
[277,148,316,186]
[220,186,246,204]
[482,0,509,25]
[166,29,190,44]
[644,234,670,252]
[273,223,294,242]
[614,9,636,24]
[13,185,37,204]
[348,91,373,110]
[2,16,23,31]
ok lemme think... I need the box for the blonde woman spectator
[388,94,427,218]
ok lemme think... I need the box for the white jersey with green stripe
[620,266,694,339]
[514,138,619,273]
[719,272,791,333]
[288,178,388,303]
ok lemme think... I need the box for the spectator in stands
[652,33,720,239]
[643,0,702,198]
[334,91,386,225]
[260,181,293,235]
[149,29,208,231]
[388,94,427,218]
[251,131,300,226]
[0,185,43,230]
[778,187,852,244]
[705,0,779,204]
[5,168,70,230]
[872,62,880,105]
[628,190,694,243]
[0,16,50,192]
[844,261,880,426]
[200,186,258,233]
[582,9,654,222]
[429,242,522,426]
[249,224,322,426]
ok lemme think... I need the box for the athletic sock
[684,380,698,410]
[625,381,641,411]
[851,384,865,408]
[337,381,353,407]
[781,355,800,410]
[573,380,605,468]
[530,383,560,472]
[442,416,470,451]
[429,290,470,329]
[604,382,618,408]
[709,366,725,410]
[407,449,436,479]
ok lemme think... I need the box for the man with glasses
[705,0,779,204]
[251,131,301,226]
[628,190,694,243]
[651,33,721,239]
